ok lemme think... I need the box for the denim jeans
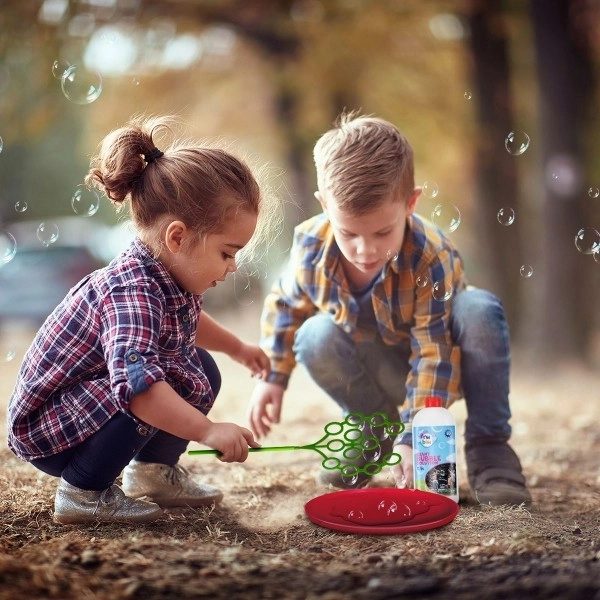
[31,347,221,490]
[293,288,512,445]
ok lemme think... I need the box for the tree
[530,0,599,362]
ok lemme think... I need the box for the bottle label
[413,424,457,498]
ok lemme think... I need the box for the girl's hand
[231,342,270,380]
[199,422,261,462]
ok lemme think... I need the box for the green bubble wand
[188,412,404,484]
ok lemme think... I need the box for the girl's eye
[222,252,235,260]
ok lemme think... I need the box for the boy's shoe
[122,460,223,508]
[54,477,163,525]
[466,440,532,506]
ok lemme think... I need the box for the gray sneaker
[122,460,223,508]
[54,478,163,525]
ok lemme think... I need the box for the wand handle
[188,445,306,456]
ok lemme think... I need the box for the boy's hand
[390,444,414,488]
[247,381,284,438]
[231,342,270,380]
[199,422,261,462]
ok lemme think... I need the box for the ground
[0,306,599,600]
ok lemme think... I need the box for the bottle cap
[425,396,443,408]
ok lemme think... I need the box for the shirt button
[128,353,139,363]
[136,425,149,436]
[183,315,190,322]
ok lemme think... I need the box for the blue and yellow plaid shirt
[261,212,467,422]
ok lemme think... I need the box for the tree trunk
[530,0,597,361]
[466,0,524,333]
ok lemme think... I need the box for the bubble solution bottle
[412,396,459,503]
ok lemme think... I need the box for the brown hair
[86,115,272,257]
[313,111,415,215]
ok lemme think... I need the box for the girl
[8,115,277,524]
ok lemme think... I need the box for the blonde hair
[313,111,415,215]
[86,114,280,262]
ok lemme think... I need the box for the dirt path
[0,306,599,599]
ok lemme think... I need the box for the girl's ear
[164,221,188,254]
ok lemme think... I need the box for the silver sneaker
[122,460,223,508]
[54,478,163,525]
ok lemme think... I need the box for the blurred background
[0,0,598,368]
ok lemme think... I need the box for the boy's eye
[376,230,392,238]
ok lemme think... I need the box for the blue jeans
[293,288,512,445]
[31,348,221,490]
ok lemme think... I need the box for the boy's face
[317,189,420,282]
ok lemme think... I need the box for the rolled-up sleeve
[99,284,167,411]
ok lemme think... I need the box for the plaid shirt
[7,238,211,461]
[261,212,467,422]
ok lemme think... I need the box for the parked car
[0,243,106,327]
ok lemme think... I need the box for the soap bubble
[464,91,472,100]
[4,350,16,362]
[505,131,530,156]
[52,59,71,80]
[14,201,28,213]
[422,181,439,199]
[1,230,17,264]
[0,136,3,154]
[574,227,600,255]
[386,249,399,261]
[37,222,60,246]
[432,280,453,302]
[497,207,515,226]
[61,65,102,105]
[520,264,533,278]
[594,250,600,264]
[72,185,100,216]
[588,187,599,199]
[416,275,429,288]
[431,202,461,233]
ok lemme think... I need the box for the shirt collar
[129,237,200,309]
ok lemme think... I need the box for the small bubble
[520,264,533,278]
[464,91,472,100]
[432,280,453,302]
[71,185,100,216]
[422,181,439,199]
[37,222,60,247]
[505,131,530,156]
[574,227,600,255]
[594,250,600,264]
[431,202,461,233]
[1,230,17,264]
[132,77,140,86]
[588,186,599,199]
[497,207,515,226]
[0,136,3,154]
[4,350,16,362]
[52,59,71,80]
[61,65,102,105]
[386,249,399,261]
[416,275,429,288]
[14,201,28,213]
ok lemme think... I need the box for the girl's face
[164,209,257,295]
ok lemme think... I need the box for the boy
[247,112,531,506]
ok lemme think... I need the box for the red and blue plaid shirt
[8,238,212,461]
[261,213,467,423]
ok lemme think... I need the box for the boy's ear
[406,188,421,215]
[314,190,327,213]
[164,220,188,254]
